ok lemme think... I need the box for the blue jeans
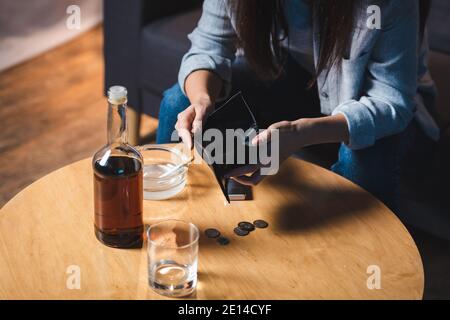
[157,57,414,211]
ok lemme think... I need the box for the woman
[156,0,436,210]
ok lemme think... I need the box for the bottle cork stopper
[108,86,128,104]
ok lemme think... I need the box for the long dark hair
[233,0,431,82]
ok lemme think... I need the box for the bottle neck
[107,101,128,145]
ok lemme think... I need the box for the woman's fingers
[175,104,210,150]
[252,121,292,146]
[231,169,264,186]
[251,129,270,146]
[177,128,193,150]
[224,164,260,179]
[191,104,208,134]
[175,107,195,149]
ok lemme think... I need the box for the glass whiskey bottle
[92,86,144,248]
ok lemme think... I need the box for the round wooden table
[0,156,424,299]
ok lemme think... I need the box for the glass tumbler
[147,220,199,297]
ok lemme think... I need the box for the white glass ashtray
[137,145,190,200]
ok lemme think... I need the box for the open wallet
[194,92,259,203]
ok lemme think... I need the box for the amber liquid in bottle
[94,156,143,248]
[93,86,144,248]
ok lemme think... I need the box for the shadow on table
[266,161,377,233]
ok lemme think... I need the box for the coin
[204,228,221,238]
[217,236,230,246]
[253,219,269,229]
[238,221,255,232]
[233,227,249,237]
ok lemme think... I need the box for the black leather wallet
[195,92,259,203]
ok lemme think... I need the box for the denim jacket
[178,0,438,149]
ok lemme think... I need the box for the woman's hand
[226,119,312,186]
[176,70,223,149]
[175,97,213,150]
[226,114,349,186]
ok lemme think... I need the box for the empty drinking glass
[147,220,199,297]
